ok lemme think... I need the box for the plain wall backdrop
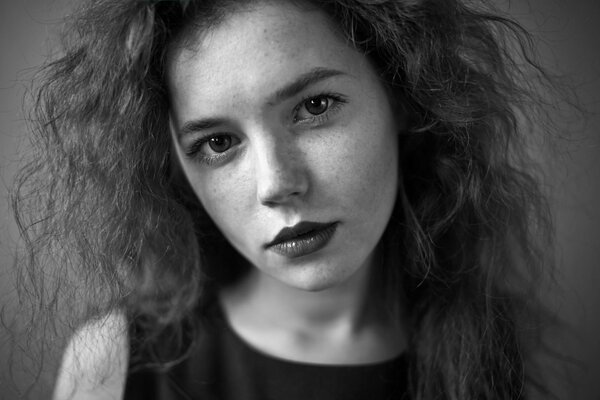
[1,0,598,399]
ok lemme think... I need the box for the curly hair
[11,0,559,398]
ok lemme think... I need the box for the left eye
[294,94,345,124]
[303,96,329,115]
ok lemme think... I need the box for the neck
[224,252,377,334]
[219,248,406,364]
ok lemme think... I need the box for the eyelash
[293,93,347,126]
[185,92,348,165]
[184,136,234,166]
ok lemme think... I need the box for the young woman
[12,0,560,398]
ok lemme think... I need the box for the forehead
[166,1,370,113]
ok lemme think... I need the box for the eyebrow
[268,67,346,104]
[176,67,346,138]
[178,117,226,138]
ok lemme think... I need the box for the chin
[288,279,341,293]
[276,263,362,293]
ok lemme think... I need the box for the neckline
[213,299,407,369]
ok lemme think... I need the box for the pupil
[306,97,328,115]
[208,136,231,153]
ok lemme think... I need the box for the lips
[265,221,338,258]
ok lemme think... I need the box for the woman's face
[168,1,399,292]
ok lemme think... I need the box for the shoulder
[53,310,129,400]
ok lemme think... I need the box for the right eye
[206,135,235,153]
[186,133,241,165]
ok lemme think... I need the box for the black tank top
[124,303,409,400]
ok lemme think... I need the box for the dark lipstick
[265,221,338,258]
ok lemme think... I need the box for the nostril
[256,167,308,206]
[254,141,309,205]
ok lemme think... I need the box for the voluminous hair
[10,0,561,398]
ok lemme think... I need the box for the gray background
[1,0,598,398]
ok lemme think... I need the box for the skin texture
[53,311,128,400]
[168,2,399,294]
[167,1,403,364]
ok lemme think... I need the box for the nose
[255,138,309,206]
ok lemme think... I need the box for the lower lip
[267,223,338,258]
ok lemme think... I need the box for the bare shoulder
[53,310,129,400]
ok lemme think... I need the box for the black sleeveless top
[124,302,409,400]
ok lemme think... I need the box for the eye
[207,135,234,153]
[304,96,329,115]
[185,133,241,165]
[293,94,347,125]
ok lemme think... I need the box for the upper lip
[265,221,336,248]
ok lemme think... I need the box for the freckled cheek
[320,124,398,213]
[189,169,253,232]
